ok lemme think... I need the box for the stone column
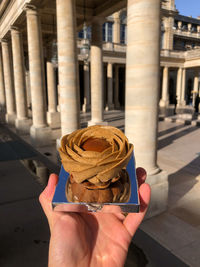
[82,61,90,112]
[11,27,31,133]
[125,0,168,217]
[113,12,120,43]
[193,72,199,107]
[25,70,31,109]
[106,62,114,110]
[159,66,169,107]
[88,18,106,126]
[181,68,186,106]
[0,49,6,112]
[1,39,16,124]
[56,0,80,136]
[176,67,182,106]
[114,65,120,109]
[46,61,60,128]
[25,5,51,146]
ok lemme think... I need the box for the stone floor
[1,110,200,266]
[141,120,200,267]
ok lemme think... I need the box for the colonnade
[0,0,167,217]
[159,66,200,108]
[0,2,122,142]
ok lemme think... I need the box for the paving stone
[174,239,200,267]
[141,213,200,252]
[0,199,49,267]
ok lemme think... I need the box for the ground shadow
[168,155,200,208]
[158,124,186,137]
[158,126,199,150]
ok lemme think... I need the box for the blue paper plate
[52,152,140,213]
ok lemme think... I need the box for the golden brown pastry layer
[66,169,131,203]
[59,125,133,187]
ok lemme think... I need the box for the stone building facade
[160,0,200,116]
[0,0,199,217]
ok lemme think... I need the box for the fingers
[136,167,147,186]
[39,173,58,223]
[123,183,151,237]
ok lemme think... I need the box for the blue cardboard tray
[52,152,140,213]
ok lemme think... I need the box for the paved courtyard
[142,120,200,267]
[0,111,199,266]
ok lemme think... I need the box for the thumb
[39,173,58,224]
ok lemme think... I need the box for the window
[78,30,84,38]
[120,24,126,44]
[102,22,113,42]
[107,22,113,42]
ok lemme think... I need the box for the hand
[39,168,151,267]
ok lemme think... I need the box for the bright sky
[175,0,200,19]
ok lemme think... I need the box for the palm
[49,212,132,267]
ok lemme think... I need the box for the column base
[88,120,108,127]
[159,105,175,117]
[145,170,169,219]
[6,113,16,125]
[159,99,169,108]
[47,111,61,129]
[105,103,115,111]
[30,125,52,147]
[82,103,91,113]
[180,100,186,106]
[15,118,32,135]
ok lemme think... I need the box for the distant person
[195,95,200,113]
[174,96,178,114]
[39,168,151,267]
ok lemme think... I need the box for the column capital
[113,11,120,20]
[23,4,38,15]
[1,38,8,44]
[10,25,21,34]
[1,38,9,47]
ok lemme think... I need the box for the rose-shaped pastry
[59,125,133,203]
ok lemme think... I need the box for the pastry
[59,125,133,203]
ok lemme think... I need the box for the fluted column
[1,39,16,124]
[106,62,114,110]
[0,49,6,113]
[25,5,51,146]
[159,66,169,107]
[11,27,31,133]
[176,67,182,106]
[125,0,168,217]
[113,12,120,43]
[88,18,106,126]
[46,61,60,128]
[181,68,186,106]
[56,0,80,136]
[82,61,90,112]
